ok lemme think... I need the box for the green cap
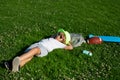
[58,29,71,44]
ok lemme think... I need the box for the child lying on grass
[4,29,73,72]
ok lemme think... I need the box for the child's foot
[12,57,20,72]
[4,62,11,70]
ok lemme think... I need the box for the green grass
[0,0,120,80]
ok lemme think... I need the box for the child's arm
[64,43,73,50]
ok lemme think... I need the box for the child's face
[56,32,66,43]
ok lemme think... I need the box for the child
[5,29,73,72]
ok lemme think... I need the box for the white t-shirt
[39,38,66,52]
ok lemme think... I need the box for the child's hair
[50,32,60,39]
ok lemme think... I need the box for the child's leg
[20,56,33,67]
[19,47,40,61]
[19,47,41,66]
[12,47,41,72]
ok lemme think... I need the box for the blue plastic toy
[89,34,120,43]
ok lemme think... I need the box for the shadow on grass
[0,46,29,71]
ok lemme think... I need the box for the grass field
[0,0,120,80]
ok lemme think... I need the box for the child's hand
[64,43,73,50]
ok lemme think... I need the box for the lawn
[0,0,120,80]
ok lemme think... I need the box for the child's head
[57,29,71,44]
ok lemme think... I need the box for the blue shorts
[25,43,48,57]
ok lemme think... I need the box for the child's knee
[33,47,41,54]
